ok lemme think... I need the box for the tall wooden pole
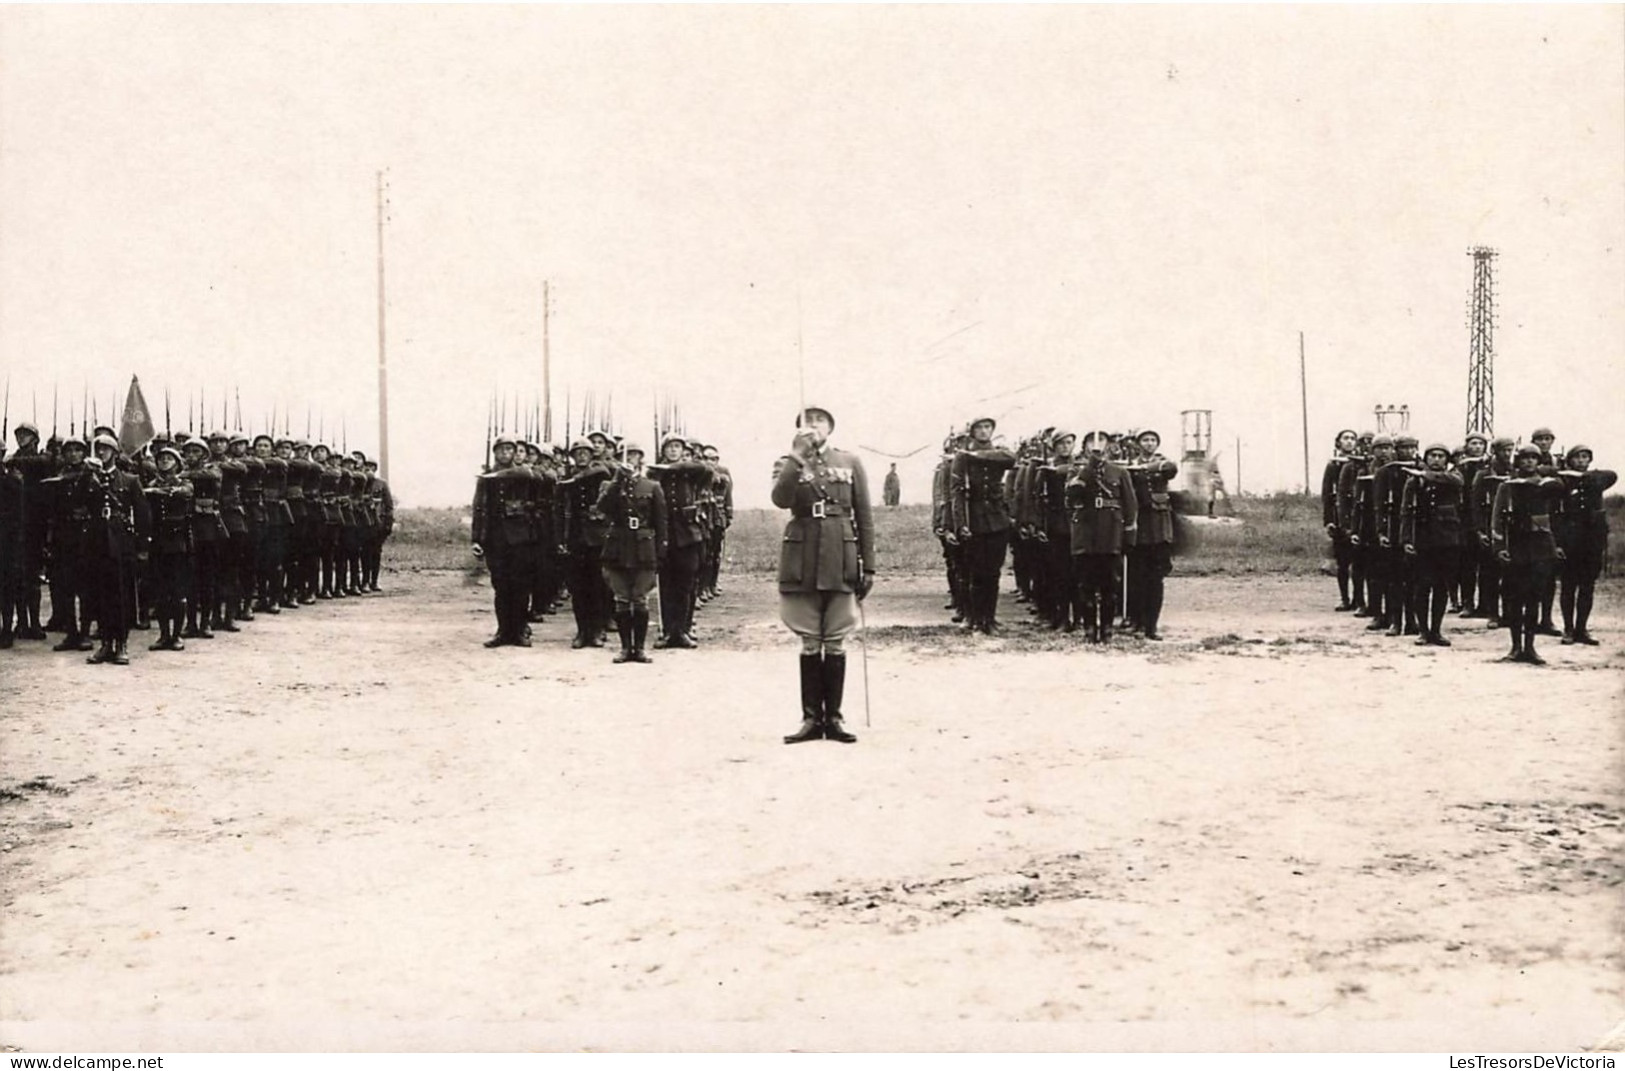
[376,170,390,482]
[1299,331,1310,493]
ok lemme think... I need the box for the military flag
[119,375,157,455]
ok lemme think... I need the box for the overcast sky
[2,6,1620,508]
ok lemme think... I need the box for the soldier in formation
[1324,424,1609,663]
[467,429,731,655]
[0,422,394,666]
[929,422,1188,643]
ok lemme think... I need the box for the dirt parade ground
[0,568,1620,1052]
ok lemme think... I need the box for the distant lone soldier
[883,463,901,507]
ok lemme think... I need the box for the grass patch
[384,493,1625,579]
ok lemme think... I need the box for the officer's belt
[1070,500,1121,512]
[792,502,849,519]
[285,487,305,500]
[193,498,219,515]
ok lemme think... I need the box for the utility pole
[376,170,391,482]
[1299,331,1310,493]
[1466,247,1497,438]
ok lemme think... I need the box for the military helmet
[14,421,39,440]
[569,440,595,456]
[156,445,183,465]
[229,433,249,446]
[1464,432,1488,445]
[60,435,88,453]
[1138,429,1162,447]
[622,441,647,458]
[182,437,208,454]
[796,405,835,430]
[492,434,518,450]
[969,416,996,432]
[1515,444,1542,460]
[208,428,229,442]
[252,433,274,446]
[1532,426,1555,440]
[1491,436,1515,450]
[1423,442,1452,458]
[92,433,120,453]
[660,432,687,450]
[1394,434,1418,448]
[1371,434,1395,448]
[1565,443,1593,461]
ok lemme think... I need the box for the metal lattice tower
[1466,247,1497,437]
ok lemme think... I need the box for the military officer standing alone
[883,463,901,507]
[774,405,875,745]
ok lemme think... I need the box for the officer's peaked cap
[796,405,835,430]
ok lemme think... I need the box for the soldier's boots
[628,609,653,663]
[87,636,114,664]
[822,653,857,743]
[612,612,634,664]
[784,654,825,744]
[54,632,91,652]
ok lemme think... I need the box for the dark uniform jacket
[1491,477,1564,564]
[596,469,667,569]
[145,474,195,555]
[771,445,875,594]
[95,466,152,561]
[1468,461,1511,538]
[1336,457,1368,535]
[950,447,1016,536]
[1131,456,1180,546]
[561,460,615,548]
[262,457,294,528]
[218,457,250,535]
[649,458,711,549]
[186,462,229,544]
[1399,469,1465,549]
[1374,461,1412,546]
[931,457,953,535]
[471,464,547,548]
[1065,457,1139,555]
[1321,456,1352,531]
[1037,463,1071,541]
[1555,468,1618,549]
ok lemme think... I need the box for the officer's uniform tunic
[771,443,875,652]
[1554,459,1617,641]
[1065,456,1139,641]
[1399,468,1464,640]
[949,446,1016,632]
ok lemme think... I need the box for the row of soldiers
[469,429,733,660]
[0,422,394,663]
[1320,427,1615,663]
[931,419,1182,643]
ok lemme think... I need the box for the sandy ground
[0,567,1620,1052]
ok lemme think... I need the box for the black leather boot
[784,654,824,744]
[822,653,857,743]
[629,608,652,662]
[612,611,634,664]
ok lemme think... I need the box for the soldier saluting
[773,405,875,745]
[1490,444,1566,664]
[471,433,548,648]
[595,442,666,664]
[1065,431,1138,644]
[949,416,1015,634]
[1399,443,1464,647]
